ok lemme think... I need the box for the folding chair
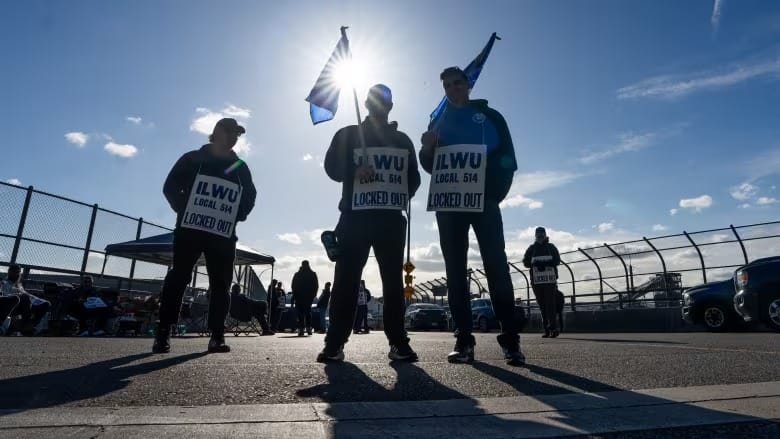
[225,314,263,337]
[179,299,210,336]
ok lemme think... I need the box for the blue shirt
[433,103,499,153]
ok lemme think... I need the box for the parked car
[470,299,528,332]
[471,298,499,332]
[733,256,780,332]
[404,303,448,330]
[681,279,742,331]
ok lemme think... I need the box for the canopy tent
[104,232,275,266]
[103,232,274,295]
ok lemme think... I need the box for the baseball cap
[367,84,392,105]
[214,118,246,135]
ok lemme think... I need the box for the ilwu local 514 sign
[352,147,409,211]
[427,144,486,212]
[181,173,241,238]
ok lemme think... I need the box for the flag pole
[341,26,368,163]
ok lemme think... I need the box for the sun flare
[332,58,366,91]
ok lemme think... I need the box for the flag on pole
[430,32,501,123]
[305,27,351,125]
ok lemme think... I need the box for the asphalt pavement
[0,331,777,438]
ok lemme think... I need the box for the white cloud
[65,132,88,147]
[190,105,252,155]
[277,233,302,245]
[104,142,138,158]
[730,182,758,201]
[652,224,668,232]
[126,116,143,125]
[679,195,713,212]
[757,196,778,205]
[739,203,751,209]
[500,194,543,210]
[711,0,724,32]
[670,208,678,216]
[617,58,780,100]
[579,132,656,164]
[4,178,22,186]
[303,153,313,161]
[500,170,581,210]
[597,222,615,233]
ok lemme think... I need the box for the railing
[0,181,189,292]
[468,221,780,311]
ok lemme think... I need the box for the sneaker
[497,333,526,366]
[298,329,305,337]
[316,344,345,363]
[307,327,313,336]
[79,330,90,337]
[152,326,171,353]
[447,341,475,364]
[207,333,230,353]
[542,330,550,338]
[550,329,560,338]
[388,343,419,362]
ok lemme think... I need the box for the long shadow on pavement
[560,337,686,345]
[0,352,205,412]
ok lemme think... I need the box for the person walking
[523,227,561,337]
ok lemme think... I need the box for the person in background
[353,280,372,334]
[268,279,280,332]
[229,284,274,335]
[68,275,115,336]
[523,227,561,338]
[291,261,319,336]
[0,264,50,336]
[316,282,331,333]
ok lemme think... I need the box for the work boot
[207,331,230,353]
[447,334,475,364]
[152,324,171,354]
[316,343,345,363]
[497,333,526,366]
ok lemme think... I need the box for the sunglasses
[443,78,466,89]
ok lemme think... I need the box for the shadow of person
[297,361,593,438]
[0,352,206,412]
[561,337,686,345]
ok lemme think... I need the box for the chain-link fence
[407,221,780,312]
[0,181,192,293]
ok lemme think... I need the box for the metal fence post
[603,243,629,309]
[508,262,531,309]
[729,225,749,265]
[80,204,98,275]
[683,231,707,284]
[579,248,604,305]
[643,237,669,297]
[127,217,143,292]
[559,260,576,311]
[10,186,34,264]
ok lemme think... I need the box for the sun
[332,58,366,91]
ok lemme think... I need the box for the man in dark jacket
[353,280,372,334]
[291,261,319,336]
[420,67,523,365]
[317,84,421,363]
[523,227,561,337]
[316,282,331,333]
[229,284,273,335]
[153,118,257,354]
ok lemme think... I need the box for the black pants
[68,303,113,333]
[269,302,282,331]
[158,228,236,333]
[532,284,558,331]
[436,201,518,344]
[295,300,313,331]
[354,305,368,332]
[9,294,50,333]
[325,211,408,347]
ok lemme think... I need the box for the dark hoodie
[419,99,517,203]
[291,266,319,303]
[522,239,561,280]
[163,144,257,239]
[324,117,421,212]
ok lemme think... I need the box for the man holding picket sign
[317,84,421,363]
[419,66,523,365]
[153,118,257,354]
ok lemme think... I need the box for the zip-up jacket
[420,99,517,203]
[163,144,257,239]
[324,117,421,213]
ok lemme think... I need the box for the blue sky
[2,0,779,291]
